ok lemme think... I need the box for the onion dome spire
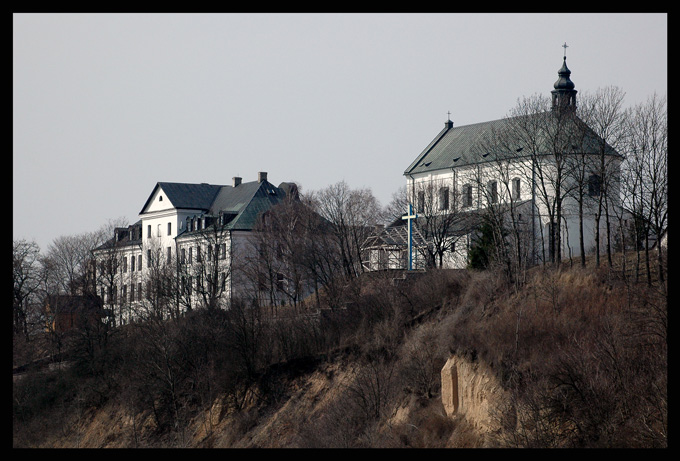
[551,43,577,111]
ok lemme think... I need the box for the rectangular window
[588,174,601,197]
[123,256,127,273]
[463,185,473,208]
[488,181,498,204]
[147,225,151,239]
[189,247,193,264]
[157,224,161,237]
[130,284,135,302]
[137,282,142,301]
[131,254,135,272]
[122,285,127,304]
[138,255,142,271]
[220,243,227,260]
[417,190,425,213]
[167,246,172,263]
[181,248,186,264]
[512,178,521,200]
[168,222,172,236]
[147,249,152,268]
[439,187,449,210]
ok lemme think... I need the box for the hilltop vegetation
[13,252,666,448]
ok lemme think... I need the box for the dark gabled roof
[139,182,223,214]
[173,179,292,238]
[210,180,288,231]
[404,113,619,176]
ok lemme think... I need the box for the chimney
[233,176,242,187]
[258,171,268,183]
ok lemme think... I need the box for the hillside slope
[14,258,667,448]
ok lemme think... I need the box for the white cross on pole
[402,203,418,271]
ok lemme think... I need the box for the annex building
[93,172,301,325]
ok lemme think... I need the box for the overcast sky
[13,13,667,251]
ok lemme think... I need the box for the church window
[512,178,521,200]
[417,191,425,213]
[588,174,601,197]
[439,187,450,210]
[167,246,172,263]
[147,225,151,239]
[463,184,473,208]
[167,222,172,236]
[138,255,142,271]
[488,181,498,204]
[147,249,152,268]
[159,195,163,201]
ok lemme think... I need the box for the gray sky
[13,13,667,251]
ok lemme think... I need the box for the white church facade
[364,54,622,271]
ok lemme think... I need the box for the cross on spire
[563,42,569,58]
[447,111,451,121]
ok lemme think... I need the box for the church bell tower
[551,43,577,112]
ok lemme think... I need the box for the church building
[364,51,622,271]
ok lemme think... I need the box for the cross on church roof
[563,42,569,58]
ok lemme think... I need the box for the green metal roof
[404,113,619,176]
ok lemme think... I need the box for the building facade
[93,172,302,325]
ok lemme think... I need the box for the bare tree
[576,86,627,267]
[506,94,580,265]
[311,181,382,278]
[409,179,470,268]
[13,239,45,340]
[622,93,667,288]
[175,215,232,312]
[472,124,535,285]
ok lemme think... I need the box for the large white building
[93,172,301,324]
[364,54,622,271]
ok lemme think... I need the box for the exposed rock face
[441,355,505,433]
